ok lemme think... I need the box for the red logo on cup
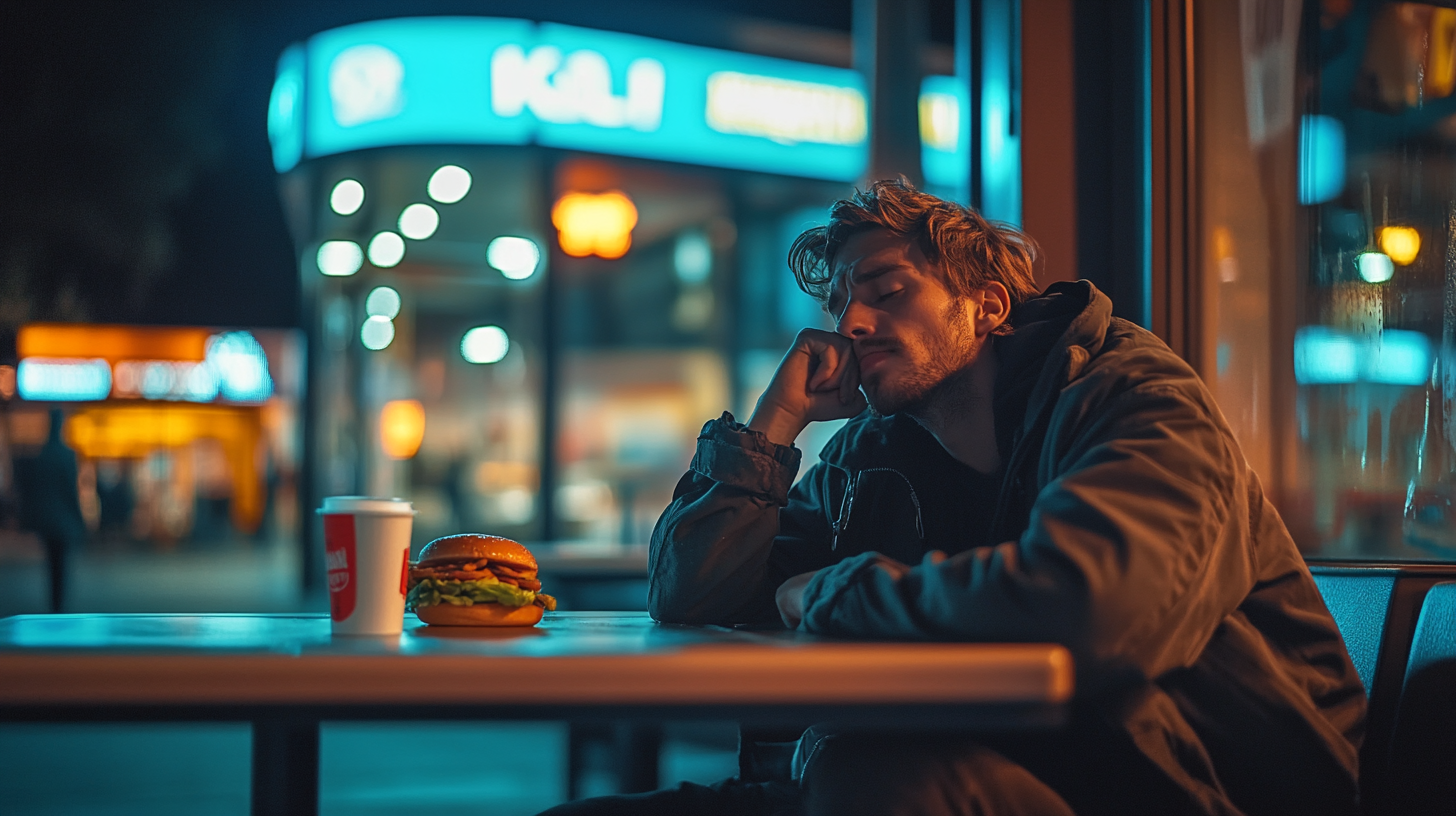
[399,548,409,597]
[323,514,357,621]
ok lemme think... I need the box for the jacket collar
[815,280,1113,472]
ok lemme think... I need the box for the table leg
[618,723,662,794]
[252,716,319,816]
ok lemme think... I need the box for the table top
[0,612,1073,719]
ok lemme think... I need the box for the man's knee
[800,732,1074,816]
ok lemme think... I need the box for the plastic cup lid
[318,496,416,516]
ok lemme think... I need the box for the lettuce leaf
[407,577,540,610]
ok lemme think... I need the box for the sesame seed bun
[417,534,537,571]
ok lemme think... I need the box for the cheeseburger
[406,534,556,626]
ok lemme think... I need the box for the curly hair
[788,179,1041,312]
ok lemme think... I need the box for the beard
[864,305,982,418]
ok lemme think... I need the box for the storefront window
[1201,0,1456,559]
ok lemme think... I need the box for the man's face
[826,229,983,416]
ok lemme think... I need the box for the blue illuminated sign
[17,359,112,402]
[271,17,967,184]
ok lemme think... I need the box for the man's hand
[748,328,868,446]
[776,569,819,629]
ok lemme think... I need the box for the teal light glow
[267,45,306,173]
[330,179,365,215]
[208,332,274,402]
[1299,115,1345,205]
[366,286,402,319]
[398,203,439,240]
[980,0,1020,226]
[18,358,112,402]
[317,240,363,276]
[461,325,509,364]
[1294,326,1430,386]
[486,236,541,280]
[920,75,969,192]
[1357,251,1394,283]
[367,231,405,267]
[428,165,472,203]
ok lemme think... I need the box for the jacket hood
[815,280,1113,471]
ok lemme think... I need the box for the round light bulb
[330,179,365,215]
[427,165,472,204]
[361,316,395,350]
[365,286,401,319]
[1357,251,1395,284]
[487,236,542,280]
[399,203,440,240]
[461,325,509,364]
[367,231,405,267]
[1379,226,1420,266]
[317,241,363,276]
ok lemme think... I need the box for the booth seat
[1310,563,1456,815]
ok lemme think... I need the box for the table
[0,611,1073,815]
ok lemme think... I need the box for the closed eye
[876,289,903,304]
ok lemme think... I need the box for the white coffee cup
[318,496,416,635]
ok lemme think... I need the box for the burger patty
[408,558,542,592]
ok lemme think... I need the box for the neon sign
[274,17,968,184]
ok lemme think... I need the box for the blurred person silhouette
[96,459,135,542]
[14,408,86,612]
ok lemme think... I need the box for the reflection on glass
[1201,1,1456,558]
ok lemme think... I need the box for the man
[543,181,1364,815]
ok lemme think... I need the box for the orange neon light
[18,324,210,363]
[380,399,426,459]
[551,191,638,259]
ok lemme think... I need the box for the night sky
[0,0,949,339]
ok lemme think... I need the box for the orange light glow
[380,399,426,459]
[551,191,638,259]
[18,324,210,364]
[1380,226,1421,265]
[65,404,265,533]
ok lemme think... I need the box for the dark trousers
[534,723,1191,816]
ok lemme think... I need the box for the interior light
[1357,251,1395,283]
[461,325,509,364]
[673,230,712,284]
[361,316,395,350]
[330,179,365,215]
[551,191,638,259]
[366,286,401,319]
[399,203,440,240]
[487,236,542,280]
[317,241,364,276]
[380,399,426,459]
[1379,227,1420,266]
[427,165,472,204]
[368,231,406,267]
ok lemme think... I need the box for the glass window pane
[1200,1,1456,559]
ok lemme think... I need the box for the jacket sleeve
[798,381,1257,688]
[648,413,840,625]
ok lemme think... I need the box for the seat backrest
[1383,581,1456,815]
[1310,569,1397,696]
